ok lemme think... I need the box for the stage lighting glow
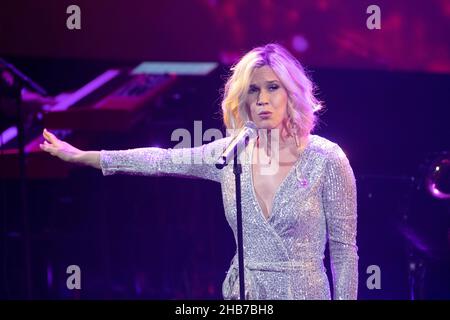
[426,153,450,200]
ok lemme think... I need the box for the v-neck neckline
[249,135,313,223]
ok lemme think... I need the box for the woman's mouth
[258,111,272,119]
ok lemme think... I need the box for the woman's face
[246,65,289,131]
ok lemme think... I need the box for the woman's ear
[287,95,294,108]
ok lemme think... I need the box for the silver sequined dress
[100,134,358,300]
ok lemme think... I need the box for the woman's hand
[39,128,83,163]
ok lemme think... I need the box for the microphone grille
[243,121,258,138]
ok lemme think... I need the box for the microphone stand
[232,145,246,300]
[215,125,256,300]
[215,142,247,300]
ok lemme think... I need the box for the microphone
[215,121,258,169]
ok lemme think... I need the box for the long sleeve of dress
[323,145,358,300]
[99,137,231,183]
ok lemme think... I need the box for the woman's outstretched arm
[40,128,231,182]
[40,128,101,169]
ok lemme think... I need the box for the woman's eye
[269,85,279,91]
[248,87,258,93]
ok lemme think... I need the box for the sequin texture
[100,134,358,300]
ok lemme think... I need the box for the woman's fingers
[40,131,58,155]
[43,128,58,145]
[42,129,51,143]
[43,128,53,141]
[39,142,54,154]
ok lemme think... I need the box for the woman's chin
[255,122,280,131]
[255,120,272,128]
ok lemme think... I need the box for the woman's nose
[257,92,269,106]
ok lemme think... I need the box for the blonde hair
[221,43,323,139]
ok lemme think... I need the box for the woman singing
[40,43,358,300]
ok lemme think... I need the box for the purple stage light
[426,154,450,200]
